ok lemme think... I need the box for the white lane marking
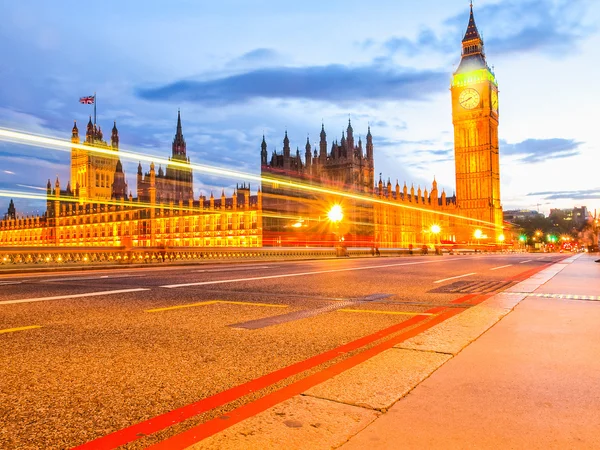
[162,259,452,289]
[0,288,150,306]
[0,281,22,285]
[42,274,146,282]
[519,260,532,264]
[490,264,513,271]
[194,266,271,273]
[433,272,477,284]
[502,292,600,301]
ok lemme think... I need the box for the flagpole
[94,92,97,126]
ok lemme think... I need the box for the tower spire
[456,2,487,74]
[172,109,186,158]
[462,1,481,43]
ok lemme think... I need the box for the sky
[0,0,599,218]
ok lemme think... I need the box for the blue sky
[1,0,599,217]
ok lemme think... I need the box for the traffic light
[519,235,526,243]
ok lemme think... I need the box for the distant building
[504,210,544,222]
[549,206,589,229]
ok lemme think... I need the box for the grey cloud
[236,48,280,63]
[378,0,594,59]
[136,64,450,106]
[527,188,600,200]
[501,138,582,163]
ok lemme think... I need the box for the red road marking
[74,258,563,449]
[149,307,464,449]
[507,256,568,283]
[73,306,443,449]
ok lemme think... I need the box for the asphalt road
[0,252,566,449]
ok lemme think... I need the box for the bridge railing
[0,246,346,266]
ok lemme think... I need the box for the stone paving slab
[396,300,515,355]
[304,348,451,411]
[396,258,575,356]
[186,395,379,450]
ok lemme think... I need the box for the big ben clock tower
[452,4,503,243]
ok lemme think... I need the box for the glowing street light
[430,224,441,234]
[328,204,344,247]
[474,229,482,249]
[328,204,343,223]
[498,234,505,243]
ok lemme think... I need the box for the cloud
[136,64,449,106]
[377,0,595,59]
[501,138,582,163]
[234,48,280,64]
[384,29,453,57]
[527,188,600,200]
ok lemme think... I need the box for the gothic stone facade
[0,113,262,248]
[260,4,502,248]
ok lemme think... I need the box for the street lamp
[474,229,482,249]
[431,224,441,254]
[328,204,343,223]
[328,204,343,249]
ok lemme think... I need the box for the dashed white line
[490,264,513,271]
[519,260,532,264]
[0,288,150,306]
[433,272,477,284]
[42,274,146,282]
[194,266,271,273]
[0,281,22,286]
[162,259,452,289]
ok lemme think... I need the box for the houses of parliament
[0,5,504,249]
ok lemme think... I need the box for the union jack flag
[79,96,95,104]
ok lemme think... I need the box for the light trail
[0,127,502,230]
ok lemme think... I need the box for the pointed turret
[111,121,119,149]
[6,199,16,220]
[72,121,79,142]
[366,125,373,160]
[346,118,354,153]
[462,3,481,44]
[137,162,143,176]
[86,116,94,143]
[358,135,363,158]
[261,134,268,165]
[456,3,487,73]
[283,130,290,158]
[112,159,128,200]
[172,109,187,158]
[319,123,327,163]
[305,136,312,167]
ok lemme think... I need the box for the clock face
[459,88,480,109]
[491,89,499,113]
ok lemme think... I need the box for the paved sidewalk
[341,253,600,449]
